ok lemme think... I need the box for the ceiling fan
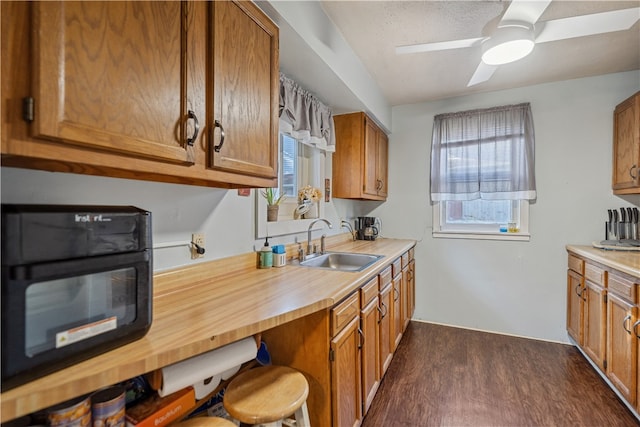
[395,0,640,87]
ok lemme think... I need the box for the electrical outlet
[191,233,205,259]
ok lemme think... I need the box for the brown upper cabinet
[613,91,640,194]
[1,1,278,189]
[333,112,389,201]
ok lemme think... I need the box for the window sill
[432,231,530,241]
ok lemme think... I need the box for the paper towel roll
[158,337,257,399]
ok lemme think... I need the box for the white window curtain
[430,103,536,202]
[279,73,335,153]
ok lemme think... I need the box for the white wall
[370,71,640,343]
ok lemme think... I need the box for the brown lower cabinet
[360,278,380,416]
[263,248,416,426]
[566,250,639,413]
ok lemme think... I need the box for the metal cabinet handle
[633,320,640,339]
[575,283,583,297]
[631,164,638,180]
[186,110,199,146]
[393,287,400,302]
[357,327,364,349]
[213,120,225,152]
[376,301,388,322]
[623,314,632,334]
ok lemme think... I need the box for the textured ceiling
[321,0,640,106]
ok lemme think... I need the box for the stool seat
[223,366,309,425]
[177,417,237,427]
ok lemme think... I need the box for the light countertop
[566,244,640,278]
[0,235,415,422]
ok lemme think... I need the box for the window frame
[256,132,327,239]
[432,199,530,241]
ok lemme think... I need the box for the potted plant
[261,188,285,221]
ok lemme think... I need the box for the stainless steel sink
[297,252,384,272]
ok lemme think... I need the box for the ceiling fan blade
[467,62,498,87]
[536,7,640,43]
[396,37,484,55]
[500,0,552,25]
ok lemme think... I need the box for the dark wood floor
[363,321,639,427]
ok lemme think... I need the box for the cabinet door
[400,266,411,332]
[379,282,393,375]
[331,316,362,427]
[637,320,640,414]
[606,293,637,404]
[567,269,584,344]
[32,1,193,164]
[409,259,416,319]
[210,0,278,179]
[360,296,379,415]
[392,274,403,350]
[613,92,640,192]
[376,131,389,198]
[362,117,379,198]
[583,280,606,370]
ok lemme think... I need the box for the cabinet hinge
[22,97,34,123]
[329,348,335,362]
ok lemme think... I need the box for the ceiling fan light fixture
[481,23,535,65]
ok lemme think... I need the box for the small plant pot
[267,205,279,222]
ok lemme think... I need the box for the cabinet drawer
[360,277,379,308]
[391,258,402,277]
[332,292,360,336]
[408,247,415,261]
[379,265,392,290]
[585,263,606,287]
[608,272,636,303]
[568,254,584,275]
[401,252,409,269]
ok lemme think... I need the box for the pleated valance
[279,73,335,152]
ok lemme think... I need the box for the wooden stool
[178,417,237,427]
[223,366,310,427]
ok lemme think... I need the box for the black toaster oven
[1,204,153,390]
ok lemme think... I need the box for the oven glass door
[25,267,138,356]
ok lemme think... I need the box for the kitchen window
[280,133,298,198]
[256,73,334,238]
[430,103,536,241]
[256,131,326,238]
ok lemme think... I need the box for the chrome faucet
[307,218,332,256]
[341,220,356,241]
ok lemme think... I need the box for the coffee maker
[356,217,380,240]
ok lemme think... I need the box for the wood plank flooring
[363,321,639,426]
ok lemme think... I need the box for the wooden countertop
[0,235,415,422]
[566,244,640,278]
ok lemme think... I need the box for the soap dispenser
[259,237,273,269]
